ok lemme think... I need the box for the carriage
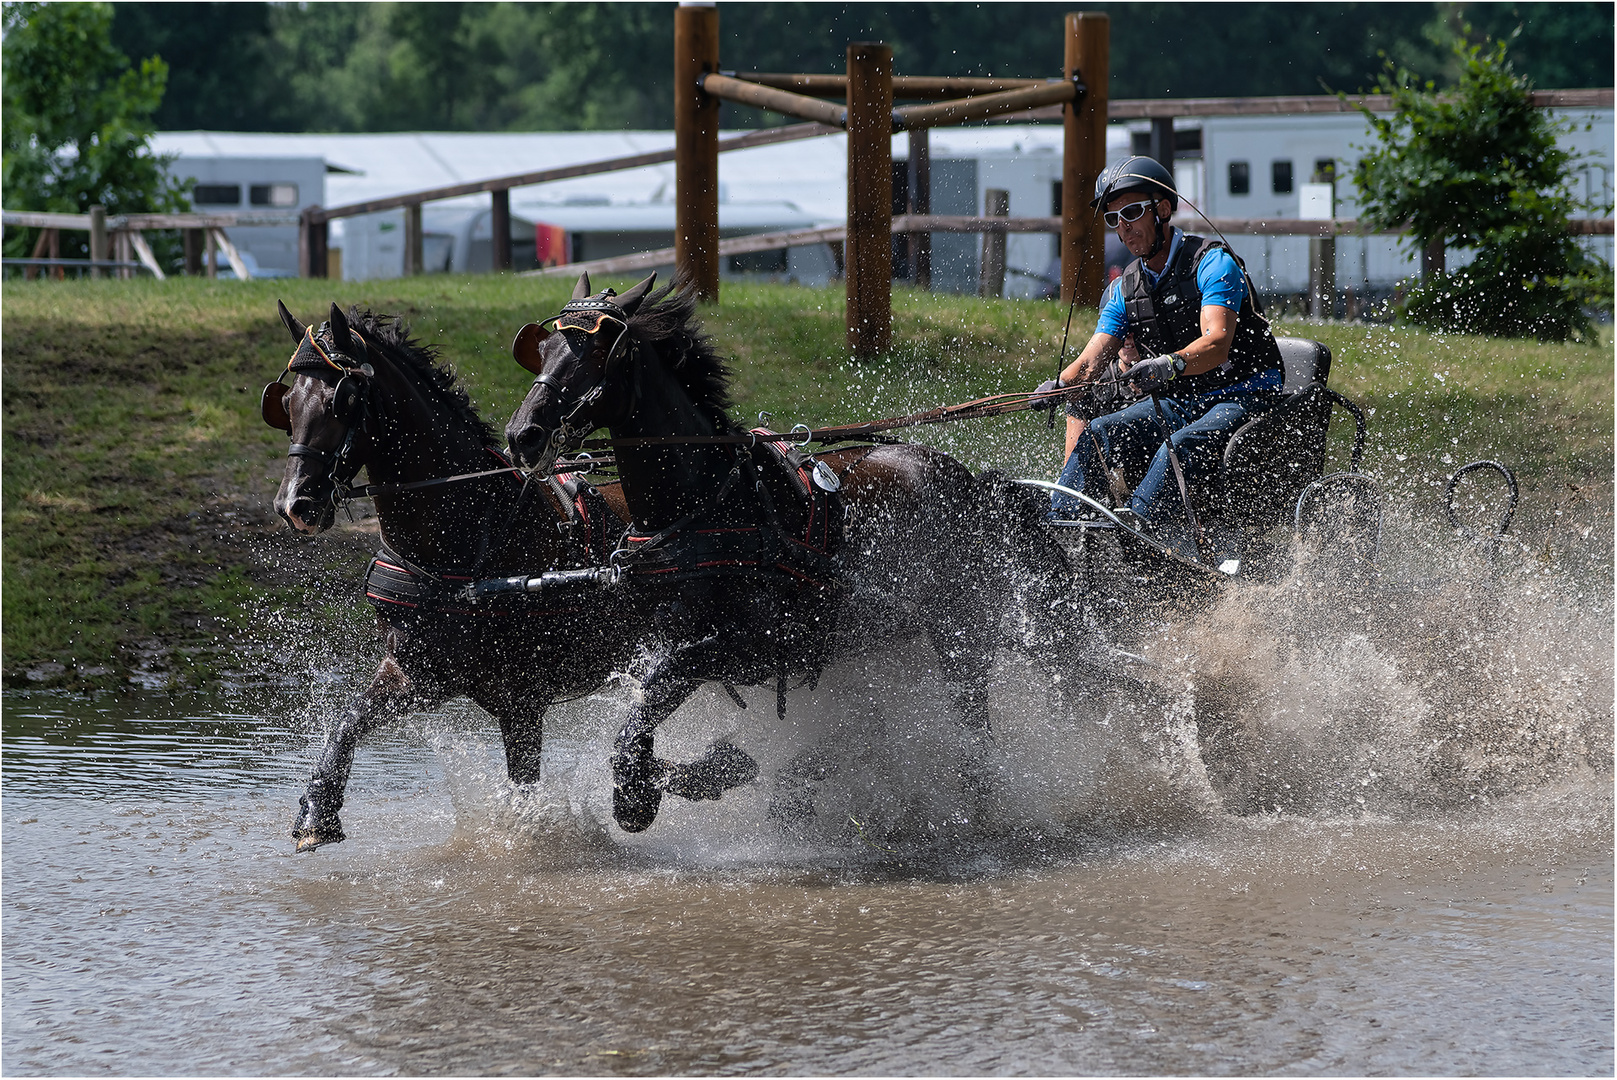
[1017,334,1380,630]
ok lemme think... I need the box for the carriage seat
[1216,336,1336,527]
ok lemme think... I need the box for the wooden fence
[2,208,298,280]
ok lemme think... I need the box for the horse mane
[345,306,500,447]
[625,281,735,431]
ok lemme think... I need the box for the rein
[332,453,616,505]
[566,381,1106,451]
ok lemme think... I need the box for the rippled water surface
[4,551,1613,1076]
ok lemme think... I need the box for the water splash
[419,512,1610,868]
[1150,533,1612,819]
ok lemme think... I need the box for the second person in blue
[1034,156,1285,559]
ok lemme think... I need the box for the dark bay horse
[504,274,1071,833]
[266,301,641,851]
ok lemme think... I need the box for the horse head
[504,272,659,473]
[265,300,375,533]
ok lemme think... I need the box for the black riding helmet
[1093,155,1179,259]
[1091,155,1179,212]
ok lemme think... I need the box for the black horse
[504,274,1071,833]
[266,301,646,851]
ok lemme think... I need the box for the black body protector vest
[1120,233,1283,396]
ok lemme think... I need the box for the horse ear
[571,272,592,300]
[511,322,551,375]
[617,272,657,316]
[277,299,306,342]
[328,303,359,356]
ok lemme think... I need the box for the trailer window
[193,184,241,205]
[250,184,299,207]
[1272,160,1293,194]
[1228,161,1250,196]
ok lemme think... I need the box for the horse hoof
[666,742,759,802]
[292,798,345,851]
[293,828,345,852]
[611,751,665,833]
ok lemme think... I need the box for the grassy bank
[3,274,1610,690]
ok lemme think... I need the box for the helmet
[1092,155,1178,213]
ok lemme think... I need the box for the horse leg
[473,682,550,785]
[922,553,1003,798]
[292,656,438,852]
[610,665,702,832]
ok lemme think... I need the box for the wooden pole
[1148,117,1174,170]
[404,202,423,275]
[674,2,721,301]
[299,207,328,278]
[88,205,107,279]
[490,189,512,272]
[1421,236,1445,281]
[907,127,931,290]
[846,42,893,357]
[979,189,1009,298]
[26,228,48,280]
[183,228,202,276]
[1061,12,1108,306]
[1310,236,1338,317]
[1311,164,1338,316]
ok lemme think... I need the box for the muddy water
[4,550,1613,1075]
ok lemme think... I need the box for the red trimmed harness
[613,428,844,590]
[362,453,619,617]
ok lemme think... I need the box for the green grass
[4,274,1611,689]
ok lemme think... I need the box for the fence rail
[2,209,300,230]
[310,121,840,223]
[1037,87,1616,122]
[7,80,1610,283]
[3,208,265,280]
[524,213,1615,283]
[3,258,153,272]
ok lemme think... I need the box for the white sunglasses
[1103,200,1158,228]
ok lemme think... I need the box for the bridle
[519,290,636,473]
[262,323,375,506]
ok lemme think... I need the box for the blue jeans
[1052,390,1282,548]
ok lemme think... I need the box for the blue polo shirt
[1095,230,1246,339]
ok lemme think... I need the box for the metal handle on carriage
[1322,388,1369,473]
[1444,460,1518,540]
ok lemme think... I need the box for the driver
[1033,156,1284,556]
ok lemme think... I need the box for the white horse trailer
[1194,108,1613,300]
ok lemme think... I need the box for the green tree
[1352,37,1609,341]
[2,1,188,258]
[105,3,1614,135]
[108,2,281,131]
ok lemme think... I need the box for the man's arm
[1175,304,1237,375]
[1058,331,1120,386]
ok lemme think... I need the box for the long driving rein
[517,287,1113,452]
[265,310,1111,508]
[568,382,1114,451]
